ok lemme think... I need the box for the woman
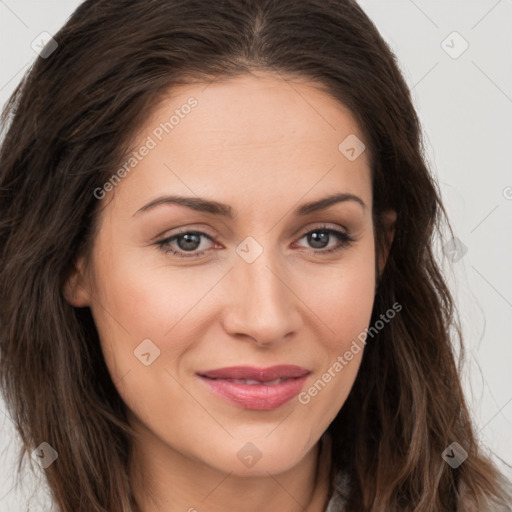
[0,0,510,511]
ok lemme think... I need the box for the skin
[65,71,396,512]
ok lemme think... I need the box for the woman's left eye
[294,226,354,254]
[156,225,354,258]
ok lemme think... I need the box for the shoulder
[471,479,512,512]
[324,469,512,511]
[457,472,512,512]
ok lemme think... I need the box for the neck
[129,432,332,512]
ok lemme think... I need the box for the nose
[221,245,302,347]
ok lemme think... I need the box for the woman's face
[67,72,391,476]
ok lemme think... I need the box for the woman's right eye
[156,231,215,258]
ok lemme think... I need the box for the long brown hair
[0,1,510,510]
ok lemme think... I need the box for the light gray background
[1,1,511,509]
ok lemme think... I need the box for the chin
[198,434,315,477]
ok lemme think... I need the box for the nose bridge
[223,236,300,343]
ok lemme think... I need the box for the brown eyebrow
[133,192,366,218]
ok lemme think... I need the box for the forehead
[145,72,367,153]
[107,72,372,215]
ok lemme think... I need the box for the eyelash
[156,225,355,259]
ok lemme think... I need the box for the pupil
[178,233,200,251]
[309,231,328,249]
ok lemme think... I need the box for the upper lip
[198,365,310,382]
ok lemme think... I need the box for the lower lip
[198,375,309,410]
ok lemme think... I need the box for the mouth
[206,377,289,385]
[197,365,310,410]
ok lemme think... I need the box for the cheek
[303,236,376,344]
[295,238,376,408]
[88,244,226,376]
[89,233,203,333]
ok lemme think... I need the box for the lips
[199,365,310,381]
[197,365,310,410]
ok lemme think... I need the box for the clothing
[324,470,512,512]
[315,432,349,512]
[324,469,349,512]
[320,432,512,512]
